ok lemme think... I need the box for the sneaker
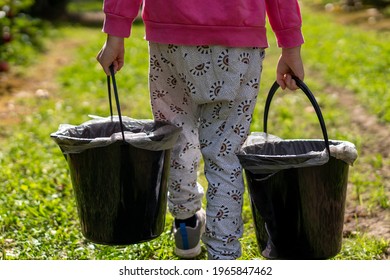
[173,209,206,259]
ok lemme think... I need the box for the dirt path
[307,4,390,257]
[324,85,390,246]
[0,37,83,130]
[0,11,104,129]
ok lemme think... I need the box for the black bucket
[238,78,357,259]
[62,131,172,245]
[51,68,180,245]
[245,148,350,259]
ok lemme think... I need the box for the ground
[316,6,390,249]
[326,84,390,246]
[0,9,389,258]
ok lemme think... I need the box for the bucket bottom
[245,157,349,259]
[66,143,171,245]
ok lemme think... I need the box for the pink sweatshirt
[102,0,304,48]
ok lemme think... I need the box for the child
[97,0,305,260]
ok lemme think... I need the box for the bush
[337,0,390,8]
[312,0,390,8]
[0,0,47,71]
[363,0,390,8]
[29,0,69,19]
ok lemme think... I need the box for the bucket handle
[263,77,331,157]
[107,65,126,141]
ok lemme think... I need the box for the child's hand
[276,46,304,90]
[96,35,125,76]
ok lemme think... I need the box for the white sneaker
[173,209,206,259]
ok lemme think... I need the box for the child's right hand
[96,35,125,76]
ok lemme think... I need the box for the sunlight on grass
[336,233,389,260]
[67,0,103,13]
[300,4,390,123]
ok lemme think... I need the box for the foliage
[67,0,102,13]
[29,0,69,19]
[309,0,390,9]
[364,0,390,8]
[0,0,47,69]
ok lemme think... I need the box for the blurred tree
[29,0,69,20]
[0,0,46,70]
[345,0,390,7]
[363,0,390,7]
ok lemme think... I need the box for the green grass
[1,3,389,260]
[300,3,390,123]
[67,0,103,13]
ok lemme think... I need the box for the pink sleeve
[102,0,143,37]
[265,0,304,48]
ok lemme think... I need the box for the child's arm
[96,35,125,76]
[265,0,305,90]
[102,0,142,37]
[277,46,304,90]
[97,0,142,75]
[265,0,304,48]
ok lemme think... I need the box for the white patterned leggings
[149,43,265,259]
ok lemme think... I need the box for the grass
[301,6,390,123]
[67,0,103,13]
[0,3,389,260]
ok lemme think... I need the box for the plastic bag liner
[239,132,357,174]
[52,116,180,154]
[237,78,358,259]
[51,116,180,245]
